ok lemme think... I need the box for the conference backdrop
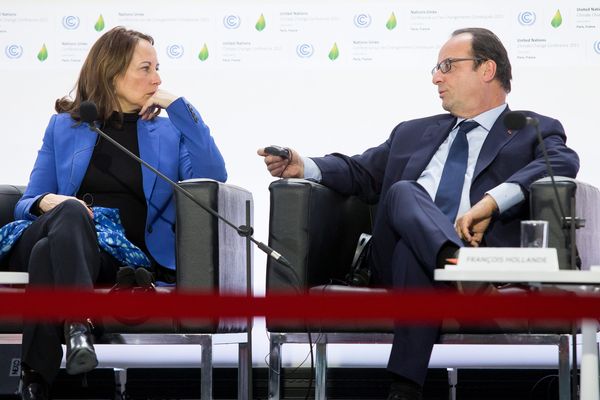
[1,0,599,367]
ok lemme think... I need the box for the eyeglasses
[431,57,484,75]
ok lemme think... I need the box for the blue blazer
[15,97,227,270]
[313,107,580,247]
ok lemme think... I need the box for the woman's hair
[55,26,154,122]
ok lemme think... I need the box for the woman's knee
[45,199,94,236]
[52,199,89,217]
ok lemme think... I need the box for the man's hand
[455,194,498,247]
[39,194,93,218]
[257,147,305,178]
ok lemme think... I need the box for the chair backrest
[0,185,24,227]
[266,178,372,292]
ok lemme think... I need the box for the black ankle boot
[110,266,136,292]
[20,367,49,400]
[134,267,155,289]
[64,320,98,375]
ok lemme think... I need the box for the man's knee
[384,181,421,214]
[387,181,415,197]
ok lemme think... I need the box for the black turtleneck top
[76,112,150,260]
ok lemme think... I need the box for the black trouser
[7,200,120,384]
[369,181,463,386]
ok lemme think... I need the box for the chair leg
[315,341,327,400]
[268,334,282,400]
[113,368,126,400]
[238,342,250,400]
[558,334,571,400]
[201,335,213,400]
[580,320,600,400]
[447,368,457,400]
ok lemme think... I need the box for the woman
[4,26,226,400]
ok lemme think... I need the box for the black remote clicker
[264,145,290,159]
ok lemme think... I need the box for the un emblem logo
[62,15,80,30]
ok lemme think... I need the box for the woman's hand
[139,89,178,120]
[38,194,93,218]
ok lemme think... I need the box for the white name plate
[453,247,559,271]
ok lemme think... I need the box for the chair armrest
[175,179,252,294]
[575,181,600,269]
[0,185,25,227]
[175,179,253,333]
[266,178,373,292]
[530,177,600,270]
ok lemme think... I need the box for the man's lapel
[473,106,518,180]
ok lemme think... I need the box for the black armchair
[0,179,253,400]
[265,177,600,400]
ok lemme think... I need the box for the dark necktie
[434,120,480,222]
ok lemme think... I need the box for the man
[258,28,579,400]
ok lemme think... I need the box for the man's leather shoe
[20,368,48,400]
[387,380,423,400]
[64,321,98,375]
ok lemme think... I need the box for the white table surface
[435,267,600,285]
[0,271,28,284]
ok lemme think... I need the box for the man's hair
[452,27,512,93]
[55,26,154,123]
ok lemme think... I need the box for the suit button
[147,226,153,233]
[187,104,199,122]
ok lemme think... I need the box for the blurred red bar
[0,288,597,323]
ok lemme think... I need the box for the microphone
[79,101,298,281]
[503,111,584,270]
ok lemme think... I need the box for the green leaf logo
[386,12,397,30]
[328,42,339,61]
[255,14,266,31]
[550,9,562,28]
[37,44,48,62]
[94,14,105,32]
[198,43,209,61]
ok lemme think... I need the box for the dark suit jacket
[14,97,227,269]
[312,106,580,248]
